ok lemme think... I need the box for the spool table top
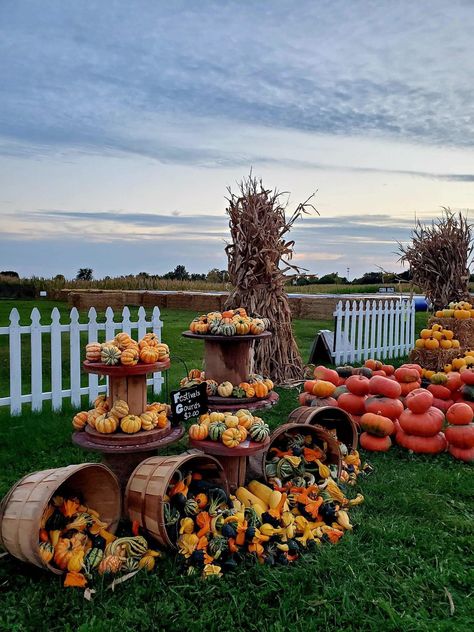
[189,436,270,457]
[82,359,170,376]
[73,424,184,454]
[182,331,272,343]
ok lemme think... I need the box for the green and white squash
[232,386,246,398]
[208,318,222,335]
[100,344,122,365]
[218,323,236,336]
[184,498,199,516]
[208,421,227,441]
[249,422,270,442]
[83,547,104,574]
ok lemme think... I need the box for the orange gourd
[446,402,474,425]
[359,432,391,452]
[360,412,394,437]
[345,375,370,396]
[399,408,443,437]
[140,346,160,364]
[72,411,88,431]
[405,388,433,414]
[311,380,336,398]
[369,376,401,399]
[189,423,209,440]
[221,427,241,448]
[120,347,139,366]
[254,382,269,398]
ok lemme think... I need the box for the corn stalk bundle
[224,175,317,383]
[398,209,472,310]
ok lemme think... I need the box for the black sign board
[170,382,208,423]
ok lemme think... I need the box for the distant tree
[0,270,19,278]
[352,271,384,285]
[398,270,412,281]
[162,265,190,280]
[137,272,150,278]
[53,274,66,284]
[76,268,93,281]
[206,268,228,283]
[317,272,348,285]
[190,273,206,281]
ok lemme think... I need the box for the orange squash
[121,347,139,366]
[445,424,474,449]
[369,375,401,399]
[359,432,391,452]
[364,395,404,420]
[360,412,394,437]
[139,346,160,364]
[337,392,367,416]
[448,444,474,462]
[311,380,336,398]
[189,423,208,440]
[399,408,443,437]
[345,375,370,396]
[254,382,269,398]
[313,365,339,386]
[396,428,447,453]
[446,402,474,425]
[405,388,433,414]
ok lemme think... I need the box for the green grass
[0,301,473,631]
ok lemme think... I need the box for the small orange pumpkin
[189,423,208,440]
[311,380,336,398]
[121,347,139,366]
[140,346,160,364]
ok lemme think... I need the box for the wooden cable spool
[260,422,342,481]
[125,452,228,549]
[0,463,121,574]
[287,405,358,450]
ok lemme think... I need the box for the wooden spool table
[182,330,279,412]
[73,359,184,489]
[188,437,270,491]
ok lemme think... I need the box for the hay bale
[409,348,460,372]
[428,317,474,350]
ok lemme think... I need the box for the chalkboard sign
[170,383,208,423]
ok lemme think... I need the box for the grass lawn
[0,301,472,632]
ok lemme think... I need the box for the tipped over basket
[125,452,228,549]
[288,405,358,450]
[0,463,121,574]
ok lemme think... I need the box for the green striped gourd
[208,421,227,441]
[249,422,270,442]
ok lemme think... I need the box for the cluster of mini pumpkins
[414,324,460,350]
[72,394,170,435]
[189,307,270,336]
[180,369,274,399]
[85,332,169,366]
[188,409,271,447]
[436,349,474,375]
[434,301,474,319]
[39,495,159,588]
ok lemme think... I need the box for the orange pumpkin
[448,444,474,462]
[238,426,248,442]
[400,381,421,396]
[364,395,404,420]
[313,365,340,386]
[396,428,447,453]
[360,412,394,437]
[139,346,160,364]
[344,375,370,396]
[446,402,474,425]
[221,427,241,448]
[359,432,391,451]
[364,359,383,371]
[405,388,433,414]
[395,366,421,383]
[369,376,401,399]
[254,382,269,398]
[445,423,474,449]
[427,384,451,400]
[337,392,367,416]
[311,380,336,398]
[399,408,443,437]
[121,347,139,366]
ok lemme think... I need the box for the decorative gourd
[189,423,208,440]
[83,547,104,573]
[139,332,160,348]
[155,343,170,360]
[193,321,209,334]
[95,414,118,434]
[208,318,222,335]
[222,427,242,448]
[114,332,133,350]
[208,421,227,441]
[140,346,160,364]
[39,541,54,565]
[360,413,394,437]
[140,412,158,431]
[205,380,218,396]
[217,382,233,397]
[249,422,270,442]
[121,347,139,366]
[110,399,129,419]
[233,318,251,335]
[250,319,265,334]
[72,411,88,431]
[253,382,268,398]
[238,426,248,442]
[237,414,254,430]
[156,412,168,429]
[67,550,85,572]
[98,554,123,575]
[94,394,108,409]
[100,344,122,366]
[232,386,247,398]
[87,409,101,429]
[184,498,199,516]
[85,342,102,362]
[245,386,256,398]
[218,323,237,336]
[53,538,73,570]
[209,412,225,423]
[121,415,142,434]
[224,415,240,428]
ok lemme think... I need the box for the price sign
[170,382,208,423]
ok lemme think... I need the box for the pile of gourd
[166,465,362,577]
[434,301,474,319]
[189,308,270,336]
[72,394,170,435]
[180,369,274,399]
[39,495,160,588]
[85,332,169,366]
[414,324,460,351]
[189,410,271,446]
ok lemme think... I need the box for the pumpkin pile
[434,301,474,319]
[72,395,170,435]
[438,349,474,375]
[395,388,447,454]
[414,324,460,350]
[85,332,169,366]
[180,369,274,400]
[167,464,362,577]
[39,495,160,588]
[445,402,474,462]
[189,410,271,447]
[189,308,270,336]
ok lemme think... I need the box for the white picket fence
[0,306,164,415]
[333,299,416,365]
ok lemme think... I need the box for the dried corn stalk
[398,209,472,310]
[224,175,317,382]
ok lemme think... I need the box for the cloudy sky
[0,0,473,279]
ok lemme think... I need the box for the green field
[0,300,472,632]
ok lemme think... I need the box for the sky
[0,0,473,280]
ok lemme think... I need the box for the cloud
[0,0,473,169]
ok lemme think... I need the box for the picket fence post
[30,308,43,412]
[87,307,99,404]
[51,308,62,411]
[9,309,22,415]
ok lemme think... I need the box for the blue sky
[0,0,473,279]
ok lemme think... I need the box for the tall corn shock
[224,174,317,383]
[399,209,472,310]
